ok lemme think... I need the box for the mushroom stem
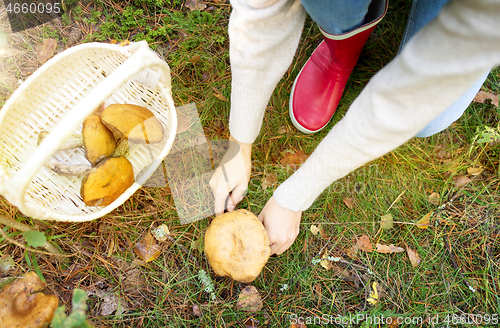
[37,131,84,150]
[44,157,92,176]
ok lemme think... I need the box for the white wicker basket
[0,41,177,222]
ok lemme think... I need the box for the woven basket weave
[0,41,177,222]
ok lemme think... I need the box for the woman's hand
[209,135,252,215]
[259,196,302,255]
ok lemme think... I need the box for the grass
[1,0,500,327]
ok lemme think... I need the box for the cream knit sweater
[227,0,500,212]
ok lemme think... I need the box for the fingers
[209,166,247,215]
[209,168,228,215]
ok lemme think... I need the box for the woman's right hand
[209,135,252,215]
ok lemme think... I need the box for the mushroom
[100,104,164,144]
[82,114,116,166]
[0,271,59,327]
[204,209,271,283]
[80,156,134,206]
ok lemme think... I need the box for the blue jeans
[299,0,489,137]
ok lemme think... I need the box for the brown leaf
[357,235,373,252]
[36,39,57,64]
[343,197,354,209]
[87,288,129,316]
[380,213,394,230]
[177,114,192,134]
[212,86,227,101]
[192,304,202,317]
[375,243,405,254]
[152,224,170,242]
[261,172,277,190]
[320,251,331,270]
[428,192,440,205]
[416,212,432,229]
[453,175,472,188]
[290,323,307,328]
[474,90,499,107]
[277,125,287,134]
[330,263,361,287]
[134,233,162,262]
[345,243,359,259]
[434,144,451,161]
[185,0,207,11]
[236,285,262,312]
[406,246,421,267]
[310,225,320,236]
[244,318,260,328]
[280,150,308,170]
[189,54,201,65]
[467,167,484,176]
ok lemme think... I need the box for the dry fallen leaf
[375,243,405,254]
[428,192,440,205]
[366,281,382,306]
[467,167,484,176]
[330,263,361,288]
[189,54,201,65]
[290,322,307,328]
[380,213,394,230]
[185,0,207,11]
[236,285,262,312]
[453,175,472,188]
[357,235,373,252]
[416,212,432,229]
[343,197,354,209]
[37,39,57,64]
[153,224,170,242]
[134,232,162,262]
[280,150,308,170]
[345,243,359,259]
[406,246,421,267]
[320,252,332,270]
[87,288,129,316]
[310,225,320,236]
[474,90,499,107]
[261,172,277,190]
[244,317,260,328]
[277,125,287,134]
[192,304,202,317]
[212,86,227,101]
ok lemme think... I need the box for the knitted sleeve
[274,0,500,212]
[228,0,306,144]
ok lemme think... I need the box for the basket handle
[10,41,171,208]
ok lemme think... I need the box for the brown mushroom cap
[100,104,164,144]
[82,114,116,166]
[80,156,134,206]
[204,209,271,283]
[0,272,59,328]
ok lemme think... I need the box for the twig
[442,226,476,293]
[0,226,75,258]
[0,215,66,257]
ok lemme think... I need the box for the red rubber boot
[290,0,388,134]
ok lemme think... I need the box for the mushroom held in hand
[80,156,134,206]
[82,114,116,166]
[0,271,59,327]
[100,104,164,144]
[204,209,271,283]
